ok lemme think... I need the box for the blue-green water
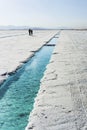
[0,38,57,130]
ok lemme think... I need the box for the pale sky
[0,0,87,28]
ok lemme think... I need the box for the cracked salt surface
[0,30,58,84]
[0,30,59,130]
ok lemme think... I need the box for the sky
[0,0,87,28]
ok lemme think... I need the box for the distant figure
[28,29,33,36]
[31,29,33,35]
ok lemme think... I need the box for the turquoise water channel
[0,37,58,130]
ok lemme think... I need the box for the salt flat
[0,30,58,84]
[26,30,87,130]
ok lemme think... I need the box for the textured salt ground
[26,30,87,130]
[0,30,58,84]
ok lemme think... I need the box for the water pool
[0,37,58,130]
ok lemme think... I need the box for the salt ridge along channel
[0,34,59,130]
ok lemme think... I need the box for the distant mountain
[0,25,52,30]
[0,25,86,30]
[0,25,30,30]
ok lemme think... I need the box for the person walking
[28,29,33,36]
